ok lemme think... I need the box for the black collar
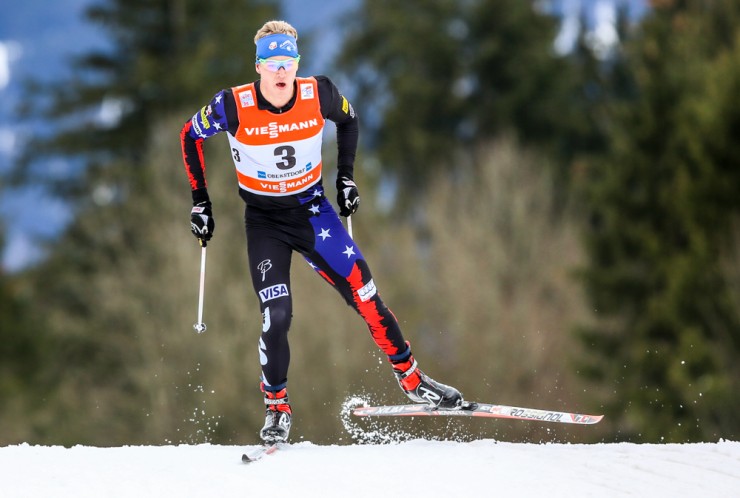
[255,80,298,113]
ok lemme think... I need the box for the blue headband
[255,33,299,61]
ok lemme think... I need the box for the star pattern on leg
[308,204,320,216]
[342,245,356,258]
[318,228,331,241]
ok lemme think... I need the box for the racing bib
[227,78,325,196]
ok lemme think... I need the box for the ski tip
[241,442,282,463]
[565,413,604,424]
[584,414,605,424]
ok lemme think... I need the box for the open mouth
[276,82,287,89]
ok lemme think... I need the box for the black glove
[336,176,360,217]
[190,201,214,243]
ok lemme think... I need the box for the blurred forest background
[1,0,739,446]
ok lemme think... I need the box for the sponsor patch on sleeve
[199,105,212,130]
[357,279,377,302]
[340,95,355,117]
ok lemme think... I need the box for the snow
[1,439,738,497]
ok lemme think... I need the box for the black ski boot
[260,385,292,443]
[392,353,463,409]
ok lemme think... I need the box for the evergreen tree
[577,0,740,442]
[337,0,576,190]
[337,0,468,187]
[465,0,570,153]
[0,231,52,444]
[8,0,279,443]
[17,0,276,187]
[563,5,637,165]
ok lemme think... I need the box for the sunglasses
[257,56,301,72]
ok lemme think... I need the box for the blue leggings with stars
[245,188,409,392]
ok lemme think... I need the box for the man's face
[256,56,300,98]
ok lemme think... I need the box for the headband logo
[257,34,299,59]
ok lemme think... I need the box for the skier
[180,20,462,444]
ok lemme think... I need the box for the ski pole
[193,240,208,334]
[347,215,353,240]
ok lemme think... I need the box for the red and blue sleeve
[180,89,234,203]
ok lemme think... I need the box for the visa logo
[259,284,289,303]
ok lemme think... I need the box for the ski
[241,443,283,463]
[353,401,603,425]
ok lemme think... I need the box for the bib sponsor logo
[259,284,289,303]
[239,90,255,108]
[357,279,377,302]
[300,83,315,100]
[244,119,319,139]
[257,166,311,181]
[258,172,316,193]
